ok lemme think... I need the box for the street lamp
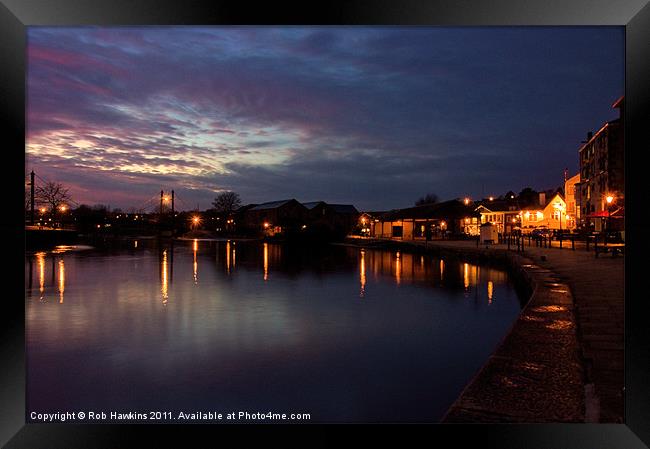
[605,194,615,233]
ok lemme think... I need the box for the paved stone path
[415,239,624,422]
[512,241,624,423]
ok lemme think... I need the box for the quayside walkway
[353,237,624,422]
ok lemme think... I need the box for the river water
[25,239,525,422]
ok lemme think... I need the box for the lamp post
[606,194,614,233]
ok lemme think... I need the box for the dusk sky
[26,26,623,212]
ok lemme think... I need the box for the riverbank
[25,227,78,249]
[342,237,623,422]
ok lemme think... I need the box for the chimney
[539,192,546,206]
[587,131,593,140]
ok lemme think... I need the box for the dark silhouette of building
[243,199,309,236]
[372,199,479,239]
[303,201,359,238]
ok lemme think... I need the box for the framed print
[2,0,649,447]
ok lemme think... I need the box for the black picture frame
[2,1,649,447]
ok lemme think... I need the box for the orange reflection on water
[463,263,469,290]
[488,281,493,304]
[440,260,445,282]
[193,239,198,283]
[395,251,401,285]
[226,240,231,274]
[360,250,366,297]
[58,260,65,303]
[37,252,45,300]
[161,249,168,305]
[263,242,269,281]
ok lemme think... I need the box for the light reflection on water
[25,239,523,422]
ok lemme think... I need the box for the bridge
[25,170,199,226]
[25,170,202,247]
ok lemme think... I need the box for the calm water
[26,239,524,422]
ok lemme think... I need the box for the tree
[35,181,71,213]
[415,193,438,206]
[212,191,241,214]
[518,187,538,207]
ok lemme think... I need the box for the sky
[26,26,624,212]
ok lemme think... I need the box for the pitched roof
[302,201,325,210]
[475,199,521,212]
[520,192,565,209]
[235,204,258,213]
[302,201,358,214]
[249,199,295,211]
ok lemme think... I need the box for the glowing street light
[605,194,615,233]
[463,197,470,205]
[263,222,270,229]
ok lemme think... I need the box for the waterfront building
[564,172,580,230]
[575,96,624,231]
[302,201,359,237]
[371,199,479,239]
[243,199,309,236]
[519,192,568,232]
[475,197,522,235]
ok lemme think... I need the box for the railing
[501,232,624,258]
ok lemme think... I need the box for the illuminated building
[370,199,479,239]
[574,96,624,231]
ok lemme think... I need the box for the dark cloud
[26,27,623,210]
